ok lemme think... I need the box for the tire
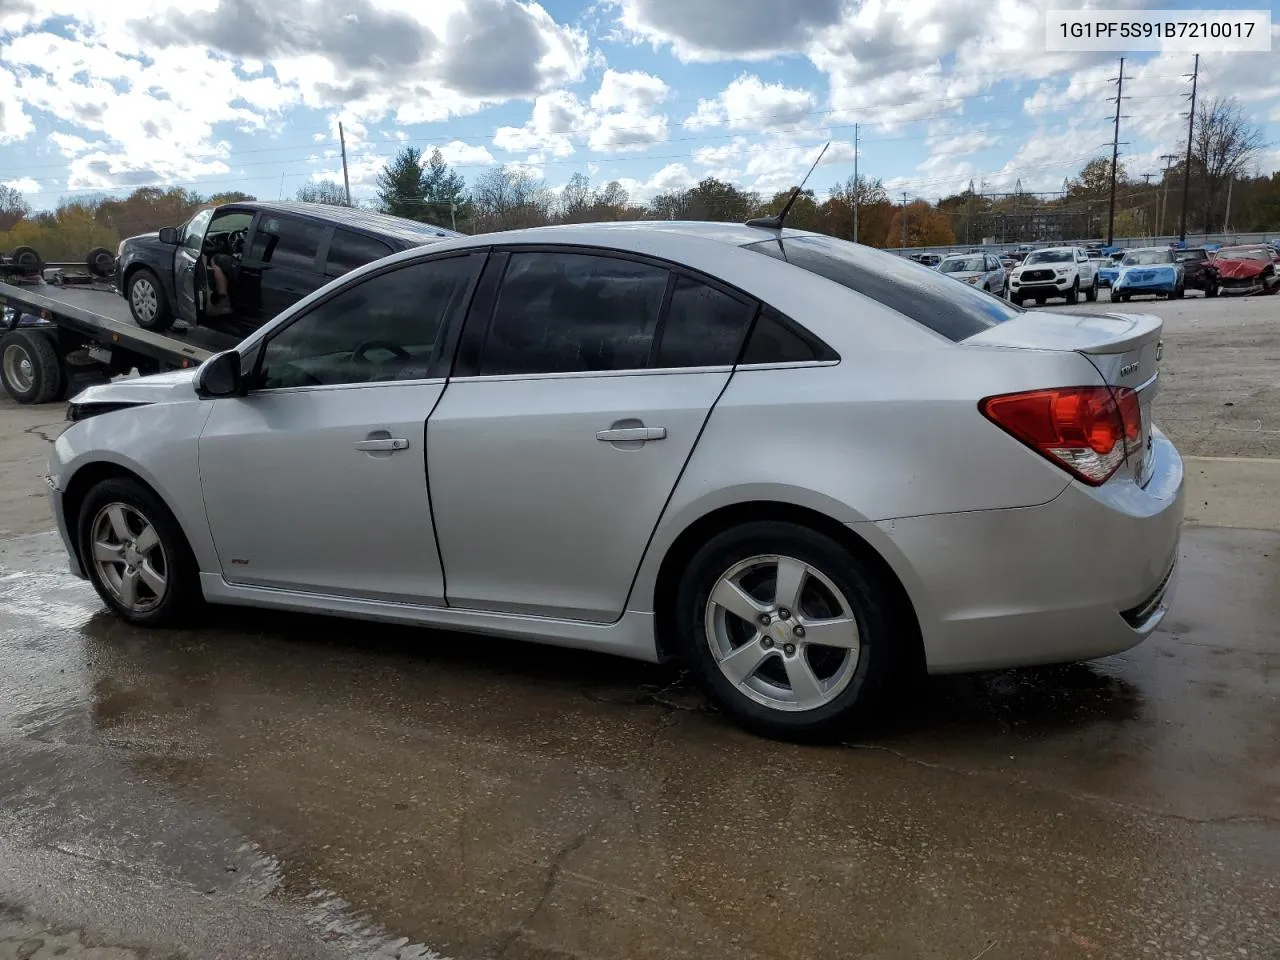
[1118,293,1130,303]
[1085,278,1098,302]
[9,245,43,276]
[0,329,62,404]
[1205,283,1218,298]
[1065,279,1079,305]
[126,268,174,332]
[77,476,202,627]
[86,246,116,279]
[674,521,899,741]
[1172,284,1185,299]
[1010,293,1022,306]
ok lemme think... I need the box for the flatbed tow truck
[0,270,229,404]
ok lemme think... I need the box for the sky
[0,0,1277,213]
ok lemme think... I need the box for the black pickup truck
[115,201,461,338]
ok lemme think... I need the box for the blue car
[1095,259,1119,287]
[1111,247,1184,302]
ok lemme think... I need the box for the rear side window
[250,216,326,272]
[478,252,668,376]
[745,235,1019,341]
[326,229,394,278]
[740,307,824,364]
[653,275,755,368]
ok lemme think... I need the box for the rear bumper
[865,428,1184,673]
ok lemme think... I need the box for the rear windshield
[743,235,1020,342]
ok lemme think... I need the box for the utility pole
[852,123,859,244]
[1178,54,1199,242]
[1158,153,1178,237]
[338,121,352,207]
[1223,176,1233,233]
[1106,57,1126,246]
[900,191,908,249]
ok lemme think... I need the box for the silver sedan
[47,222,1183,740]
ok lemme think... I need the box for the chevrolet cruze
[48,222,1183,739]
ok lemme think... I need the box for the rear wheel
[1085,278,1098,302]
[126,268,174,332]
[1172,283,1185,299]
[0,329,62,404]
[77,476,202,627]
[675,521,899,741]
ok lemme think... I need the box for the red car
[1207,245,1280,296]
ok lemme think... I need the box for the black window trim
[448,242,838,380]
[244,248,491,391]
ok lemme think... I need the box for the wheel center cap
[123,545,140,566]
[770,620,792,643]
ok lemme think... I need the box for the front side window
[181,208,214,252]
[249,215,327,271]
[477,251,669,376]
[258,255,482,389]
[744,234,1019,342]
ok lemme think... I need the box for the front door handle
[596,426,667,442]
[355,438,409,452]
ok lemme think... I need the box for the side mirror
[158,226,180,245]
[194,350,243,399]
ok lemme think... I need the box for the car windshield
[1024,250,1072,264]
[1121,250,1172,266]
[743,234,1020,342]
[1217,248,1268,261]
[939,257,985,273]
[1175,250,1206,261]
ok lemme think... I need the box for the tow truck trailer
[0,277,218,404]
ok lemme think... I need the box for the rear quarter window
[744,235,1019,342]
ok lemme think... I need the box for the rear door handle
[596,426,666,442]
[355,438,409,452]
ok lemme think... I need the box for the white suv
[1008,246,1098,306]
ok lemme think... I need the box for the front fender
[51,400,218,573]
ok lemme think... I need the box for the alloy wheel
[90,502,169,613]
[704,554,861,712]
[2,344,34,394]
[131,278,157,322]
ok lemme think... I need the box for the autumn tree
[885,200,956,248]
[756,188,821,231]
[469,165,552,232]
[0,184,29,232]
[297,179,348,205]
[819,175,892,245]
[1192,96,1265,231]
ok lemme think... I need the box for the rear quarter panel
[628,341,1100,613]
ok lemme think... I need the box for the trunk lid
[964,309,1163,486]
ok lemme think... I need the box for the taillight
[979,386,1142,486]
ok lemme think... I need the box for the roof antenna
[746,141,830,230]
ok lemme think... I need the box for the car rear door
[198,252,486,602]
[239,214,331,327]
[426,248,758,623]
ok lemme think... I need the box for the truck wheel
[9,246,43,277]
[0,329,63,404]
[1065,279,1080,305]
[86,246,116,279]
[126,269,173,332]
[1085,279,1097,302]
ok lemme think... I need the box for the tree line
[2,95,1273,263]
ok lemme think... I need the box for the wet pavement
[1,527,1277,960]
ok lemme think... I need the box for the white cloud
[615,161,698,201]
[685,74,817,132]
[2,177,39,193]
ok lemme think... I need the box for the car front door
[427,249,758,623]
[1076,249,1094,285]
[238,214,331,328]
[198,252,486,602]
[173,207,213,325]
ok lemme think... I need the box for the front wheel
[1010,292,1022,306]
[77,476,203,627]
[674,521,900,741]
[1205,283,1219,298]
[126,269,174,332]
[1065,279,1080,305]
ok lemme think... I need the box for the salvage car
[1111,248,1184,302]
[937,253,1008,296]
[48,222,1183,740]
[1173,247,1216,296]
[116,201,462,338]
[1206,245,1280,296]
[1008,245,1099,304]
